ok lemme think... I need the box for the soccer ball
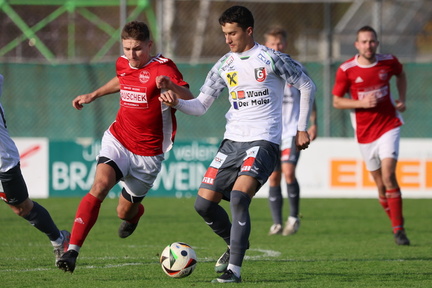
[160,242,197,278]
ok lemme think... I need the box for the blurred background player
[264,26,318,236]
[56,21,193,273]
[0,74,70,265]
[332,25,409,245]
[158,6,316,283]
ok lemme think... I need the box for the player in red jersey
[56,21,193,273]
[332,25,409,245]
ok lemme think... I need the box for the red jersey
[110,54,189,156]
[332,54,403,143]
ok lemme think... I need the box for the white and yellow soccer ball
[160,242,197,278]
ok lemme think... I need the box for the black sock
[268,185,283,224]
[229,190,251,267]
[194,195,231,245]
[23,201,60,241]
[287,180,300,218]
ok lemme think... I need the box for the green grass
[1,197,431,287]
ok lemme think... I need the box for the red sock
[385,188,404,233]
[128,204,145,224]
[70,193,102,247]
[378,196,391,219]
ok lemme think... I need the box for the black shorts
[273,144,301,172]
[0,163,29,205]
[200,139,279,200]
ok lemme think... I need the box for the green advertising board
[49,139,220,198]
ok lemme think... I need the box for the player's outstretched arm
[159,90,179,107]
[72,77,120,110]
[156,75,194,100]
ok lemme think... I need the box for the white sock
[227,264,241,278]
[68,244,81,253]
[50,231,64,246]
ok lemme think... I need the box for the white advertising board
[11,138,432,199]
[256,138,432,198]
[14,138,49,199]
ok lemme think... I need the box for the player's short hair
[356,25,378,40]
[264,26,287,41]
[121,21,150,42]
[219,5,254,31]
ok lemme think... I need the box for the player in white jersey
[0,74,70,265]
[158,6,316,283]
[264,26,318,237]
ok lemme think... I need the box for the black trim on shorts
[97,156,123,182]
[121,188,145,203]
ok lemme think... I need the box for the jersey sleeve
[160,60,189,88]
[391,55,403,76]
[332,67,349,97]
[199,58,227,98]
[270,51,303,85]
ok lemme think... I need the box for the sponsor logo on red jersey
[120,85,149,109]
[378,69,388,81]
[139,70,150,83]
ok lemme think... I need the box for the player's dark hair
[121,21,150,41]
[219,5,254,31]
[356,25,378,40]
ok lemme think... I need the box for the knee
[230,190,251,207]
[89,181,112,201]
[283,169,296,183]
[382,173,397,188]
[194,195,213,217]
[10,198,33,217]
[11,206,28,217]
[268,171,281,186]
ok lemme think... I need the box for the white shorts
[99,130,164,198]
[358,127,400,172]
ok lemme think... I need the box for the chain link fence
[1,0,431,140]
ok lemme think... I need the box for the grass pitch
[1,197,431,287]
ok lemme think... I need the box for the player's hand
[361,93,378,108]
[296,131,311,150]
[159,89,179,107]
[307,124,318,141]
[395,99,406,112]
[72,94,95,110]
[156,75,172,90]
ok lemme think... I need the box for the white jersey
[280,62,308,149]
[0,74,20,172]
[280,85,300,149]
[200,43,314,145]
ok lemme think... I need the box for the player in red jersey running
[332,25,409,245]
[56,21,193,273]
